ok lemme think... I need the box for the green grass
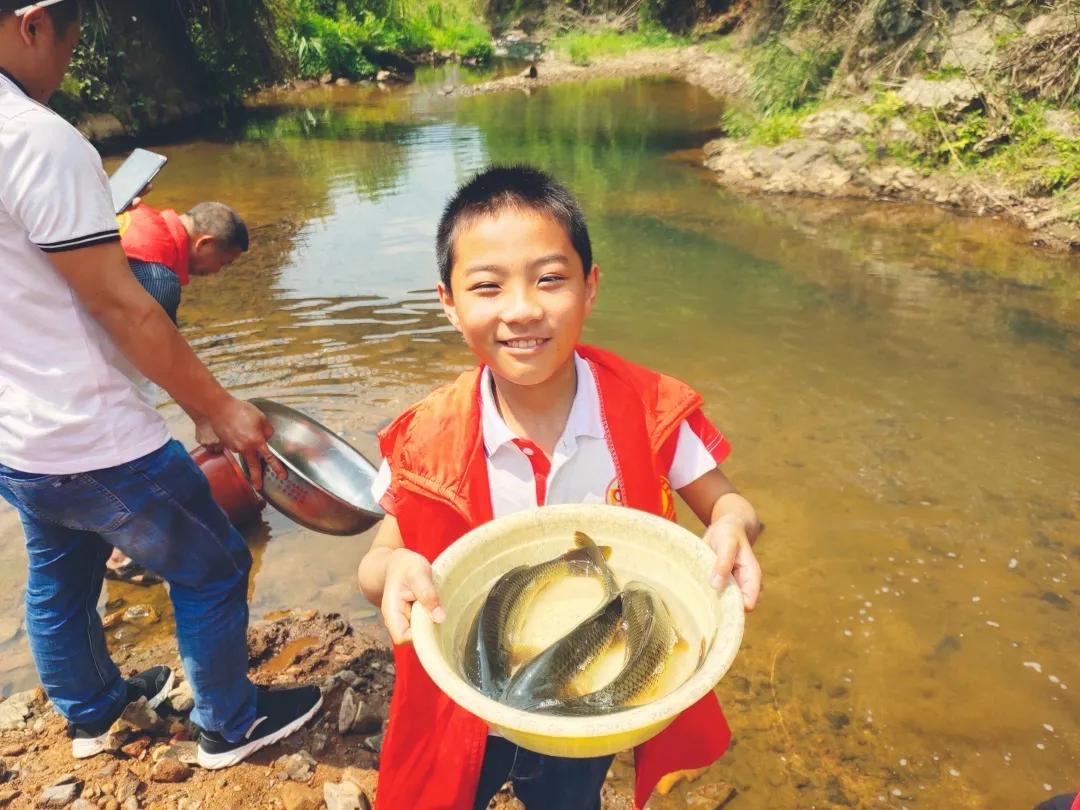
[749,38,841,114]
[722,105,812,145]
[551,26,689,67]
[280,0,492,80]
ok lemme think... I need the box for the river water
[1,64,1077,807]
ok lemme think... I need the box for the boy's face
[190,236,241,276]
[438,207,599,388]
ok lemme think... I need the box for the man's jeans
[0,440,257,740]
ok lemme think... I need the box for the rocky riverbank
[0,609,646,810]
[455,16,1080,254]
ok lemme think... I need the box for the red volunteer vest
[117,205,191,285]
[375,345,733,810]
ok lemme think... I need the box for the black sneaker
[69,665,175,759]
[196,684,322,770]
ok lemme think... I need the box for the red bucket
[190,445,265,527]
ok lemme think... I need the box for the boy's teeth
[505,339,543,348]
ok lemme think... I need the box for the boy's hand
[382,548,445,644]
[704,514,761,612]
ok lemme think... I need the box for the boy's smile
[438,207,599,389]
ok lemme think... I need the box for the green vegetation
[551,25,688,66]
[719,36,838,144]
[53,0,492,131]
[281,0,492,80]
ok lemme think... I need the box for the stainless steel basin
[244,398,383,536]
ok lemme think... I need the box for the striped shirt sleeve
[0,108,119,254]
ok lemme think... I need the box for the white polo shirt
[0,69,170,474]
[372,353,724,516]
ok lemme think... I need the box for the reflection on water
[1,65,1077,807]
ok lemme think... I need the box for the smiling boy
[358,166,762,810]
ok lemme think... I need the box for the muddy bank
[455,45,1079,254]
[0,611,389,810]
[0,609,648,809]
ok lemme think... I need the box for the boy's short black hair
[436,165,592,290]
[0,0,81,32]
[188,202,249,252]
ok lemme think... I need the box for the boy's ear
[436,282,462,333]
[584,265,600,315]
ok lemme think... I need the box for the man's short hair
[0,0,82,32]
[436,165,592,289]
[187,202,249,253]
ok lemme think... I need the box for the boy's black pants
[473,736,614,810]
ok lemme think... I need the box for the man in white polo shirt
[0,0,321,768]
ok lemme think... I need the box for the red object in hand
[190,445,265,527]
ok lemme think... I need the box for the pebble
[37,780,82,807]
[324,780,363,810]
[273,750,316,782]
[0,744,25,757]
[150,758,192,783]
[70,800,97,810]
[280,783,321,810]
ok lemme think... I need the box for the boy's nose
[503,289,543,323]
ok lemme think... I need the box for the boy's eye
[469,281,500,292]
[539,274,566,285]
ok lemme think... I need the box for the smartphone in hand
[109,148,168,214]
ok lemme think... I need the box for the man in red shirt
[119,200,248,323]
[104,200,250,584]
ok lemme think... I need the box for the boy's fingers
[383,593,412,645]
[710,533,738,590]
[406,569,445,623]
[736,556,762,612]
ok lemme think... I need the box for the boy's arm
[358,515,444,644]
[678,468,763,611]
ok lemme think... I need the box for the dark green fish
[501,591,625,710]
[535,581,684,715]
[462,532,616,698]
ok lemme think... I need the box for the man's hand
[209,397,287,492]
[380,548,444,645]
[704,514,762,612]
[194,416,223,453]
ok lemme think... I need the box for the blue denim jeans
[0,440,257,740]
[473,736,613,810]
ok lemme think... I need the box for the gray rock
[324,780,362,810]
[274,750,317,782]
[71,800,97,810]
[109,698,159,736]
[76,113,126,143]
[37,779,81,807]
[897,78,980,118]
[167,681,194,714]
[833,139,868,167]
[122,798,139,810]
[801,109,873,140]
[1044,110,1080,141]
[1025,11,1072,37]
[170,740,200,766]
[0,689,43,731]
[338,687,359,735]
[883,116,917,145]
[940,10,1019,73]
[362,733,383,753]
